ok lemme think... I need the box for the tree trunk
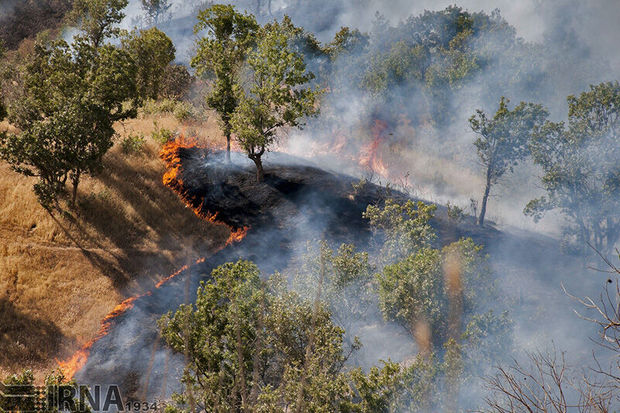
[71,171,80,208]
[295,253,325,413]
[225,133,231,163]
[251,156,264,183]
[478,167,492,226]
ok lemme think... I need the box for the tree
[366,198,510,354]
[68,0,128,48]
[485,349,616,413]
[469,96,548,226]
[122,27,175,100]
[160,64,193,100]
[486,251,620,412]
[526,82,620,253]
[363,198,437,262]
[0,37,137,208]
[231,19,320,182]
[292,242,375,350]
[140,0,171,26]
[159,260,406,412]
[191,5,258,163]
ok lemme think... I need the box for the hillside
[0,112,230,378]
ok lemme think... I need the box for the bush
[120,133,145,154]
[173,101,196,121]
[151,126,176,144]
[446,202,464,223]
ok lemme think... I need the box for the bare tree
[484,249,620,412]
[484,349,615,412]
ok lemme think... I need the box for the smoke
[62,1,619,409]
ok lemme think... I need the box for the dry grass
[0,112,228,379]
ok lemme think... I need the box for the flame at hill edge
[57,138,251,380]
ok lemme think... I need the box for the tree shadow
[0,299,75,371]
[69,147,226,289]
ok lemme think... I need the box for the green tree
[160,64,193,100]
[140,0,171,25]
[292,242,375,351]
[363,199,437,262]
[160,259,425,412]
[68,0,128,47]
[0,37,138,208]
[191,4,258,163]
[231,19,320,182]
[366,199,509,353]
[469,96,548,226]
[122,27,175,100]
[526,81,620,253]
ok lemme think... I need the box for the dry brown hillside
[0,112,229,379]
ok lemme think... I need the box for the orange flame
[159,136,251,242]
[57,292,151,379]
[359,120,389,179]
[155,264,189,289]
[57,137,251,380]
[225,226,249,246]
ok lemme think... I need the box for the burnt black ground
[77,149,599,401]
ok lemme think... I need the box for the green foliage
[363,199,437,262]
[160,261,339,412]
[526,81,620,253]
[0,14,138,208]
[292,242,375,345]
[120,133,145,154]
[151,125,176,144]
[446,202,465,223]
[122,27,175,100]
[366,199,508,355]
[357,6,518,126]
[231,18,321,181]
[1,98,116,207]
[141,99,197,121]
[68,0,128,47]
[191,4,259,160]
[377,247,446,338]
[160,259,453,412]
[173,102,198,122]
[470,96,548,225]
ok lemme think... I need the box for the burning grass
[56,134,252,380]
[159,137,251,241]
[0,113,229,379]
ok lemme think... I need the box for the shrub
[151,126,176,144]
[446,202,464,223]
[120,133,145,154]
[173,101,196,121]
[141,98,197,122]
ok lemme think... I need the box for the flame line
[57,138,252,380]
